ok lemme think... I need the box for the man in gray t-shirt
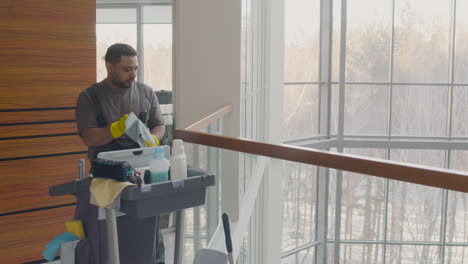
[74,43,166,264]
[76,44,165,161]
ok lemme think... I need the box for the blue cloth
[42,232,79,261]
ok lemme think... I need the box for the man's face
[107,55,138,89]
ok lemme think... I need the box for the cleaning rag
[65,219,85,240]
[89,178,135,208]
[42,232,78,261]
[125,112,156,147]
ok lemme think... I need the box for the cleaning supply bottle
[149,146,169,183]
[170,139,187,180]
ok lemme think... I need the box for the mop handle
[222,213,234,264]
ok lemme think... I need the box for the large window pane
[344,85,388,135]
[452,86,468,136]
[97,8,136,23]
[143,24,172,91]
[143,5,171,24]
[388,149,445,242]
[388,180,443,242]
[346,0,391,82]
[284,0,320,82]
[282,162,317,252]
[341,149,386,241]
[454,0,468,83]
[386,245,440,264]
[447,151,468,243]
[283,85,319,139]
[391,85,448,136]
[281,247,316,264]
[96,24,137,82]
[445,247,468,264]
[340,244,383,264]
[283,0,468,262]
[446,190,468,244]
[393,0,451,83]
[327,242,336,263]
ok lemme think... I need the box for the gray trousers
[73,191,165,264]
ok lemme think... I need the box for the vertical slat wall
[0,0,95,263]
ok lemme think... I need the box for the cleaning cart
[49,147,215,264]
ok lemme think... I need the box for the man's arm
[151,125,165,143]
[81,122,161,147]
[80,127,115,147]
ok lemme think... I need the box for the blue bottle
[149,147,169,183]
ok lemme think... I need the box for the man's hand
[152,135,160,146]
[109,114,128,138]
[144,134,160,147]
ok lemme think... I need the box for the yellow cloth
[90,178,136,208]
[65,220,85,240]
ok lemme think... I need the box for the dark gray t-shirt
[76,81,164,160]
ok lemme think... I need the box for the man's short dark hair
[104,43,138,64]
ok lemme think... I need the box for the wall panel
[0,207,75,263]
[0,136,86,160]
[0,155,90,214]
[0,122,77,139]
[0,0,95,262]
[0,0,95,109]
[0,109,75,124]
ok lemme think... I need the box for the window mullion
[137,3,144,82]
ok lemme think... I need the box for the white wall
[174,0,241,132]
[174,0,242,222]
[174,1,285,262]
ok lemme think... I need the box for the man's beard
[113,78,134,89]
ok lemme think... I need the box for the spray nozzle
[172,139,185,155]
[154,146,165,159]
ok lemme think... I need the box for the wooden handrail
[175,131,468,194]
[182,105,233,131]
[174,105,468,193]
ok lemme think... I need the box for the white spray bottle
[170,139,187,180]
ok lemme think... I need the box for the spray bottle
[170,139,187,180]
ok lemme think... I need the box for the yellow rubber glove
[144,135,160,147]
[109,114,128,138]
